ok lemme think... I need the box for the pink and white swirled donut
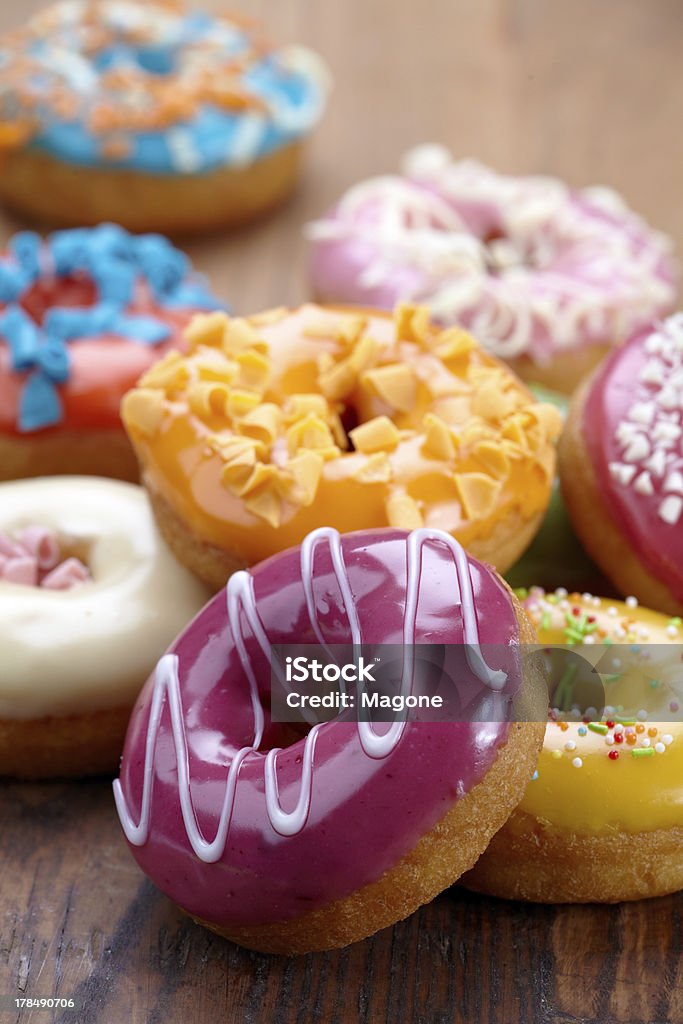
[307,145,677,393]
[114,526,545,953]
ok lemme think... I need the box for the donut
[307,145,676,394]
[0,224,222,482]
[121,302,563,590]
[0,476,209,779]
[114,525,546,953]
[0,1,330,233]
[560,313,683,615]
[464,590,683,903]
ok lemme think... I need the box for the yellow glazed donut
[464,590,683,902]
[0,476,209,779]
[121,303,563,589]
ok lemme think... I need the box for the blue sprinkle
[0,306,41,370]
[0,263,29,303]
[91,222,135,262]
[578,725,588,736]
[9,231,42,279]
[531,770,539,781]
[134,235,189,297]
[44,304,117,340]
[19,370,63,432]
[37,337,70,383]
[112,313,171,344]
[91,258,136,305]
[49,228,94,275]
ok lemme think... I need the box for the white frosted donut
[0,476,209,723]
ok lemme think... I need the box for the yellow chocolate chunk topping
[121,304,558,551]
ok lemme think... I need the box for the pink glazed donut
[560,312,683,615]
[114,526,545,953]
[307,145,677,394]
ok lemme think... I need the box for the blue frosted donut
[0,1,329,174]
[0,2,330,231]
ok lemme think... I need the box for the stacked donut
[0,0,681,962]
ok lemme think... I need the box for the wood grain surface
[1,2,682,1023]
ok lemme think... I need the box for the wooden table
[1,2,682,1022]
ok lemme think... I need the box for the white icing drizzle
[114,527,507,860]
[608,313,683,526]
[307,145,675,359]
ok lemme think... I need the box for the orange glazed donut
[122,303,563,588]
[464,591,683,902]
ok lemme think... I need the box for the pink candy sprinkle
[0,527,90,590]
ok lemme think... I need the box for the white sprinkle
[228,113,267,168]
[629,401,656,425]
[634,471,654,496]
[659,495,683,525]
[655,742,666,753]
[662,734,674,745]
[572,757,583,768]
[645,448,667,477]
[609,462,637,485]
[640,359,665,386]
[665,469,683,494]
[623,435,651,463]
[564,740,577,751]
[166,128,202,173]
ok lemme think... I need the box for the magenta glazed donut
[307,145,676,394]
[560,312,683,615]
[114,526,544,953]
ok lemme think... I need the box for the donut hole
[20,275,98,323]
[258,720,313,752]
[94,45,177,77]
[249,688,314,752]
[0,524,92,590]
[340,403,360,449]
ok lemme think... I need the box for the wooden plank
[1,782,681,1023]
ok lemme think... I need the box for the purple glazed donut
[114,526,544,953]
[307,145,677,394]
